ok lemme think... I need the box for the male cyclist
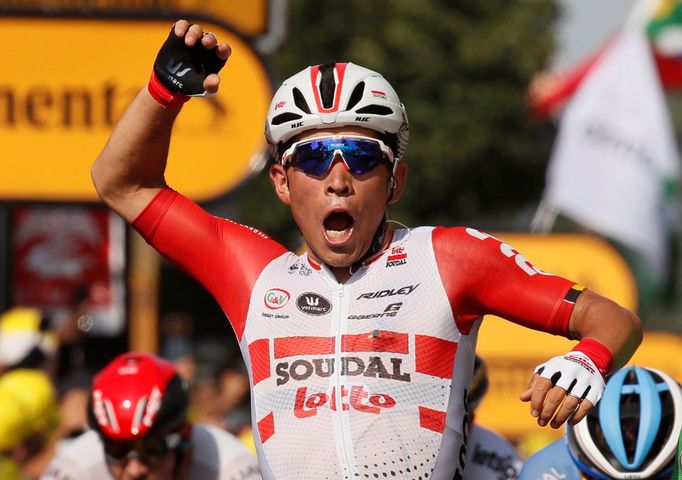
[41,352,260,480]
[90,20,642,479]
[518,366,682,479]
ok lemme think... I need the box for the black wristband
[152,25,227,96]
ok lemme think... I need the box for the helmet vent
[356,105,393,116]
[271,112,303,126]
[319,62,337,109]
[346,81,365,110]
[292,87,311,114]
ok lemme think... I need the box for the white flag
[544,27,680,281]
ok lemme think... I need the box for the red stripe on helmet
[310,63,348,113]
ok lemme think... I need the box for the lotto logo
[294,385,396,418]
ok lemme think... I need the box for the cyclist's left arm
[433,227,642,428]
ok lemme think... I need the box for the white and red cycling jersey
[133,188,579,480]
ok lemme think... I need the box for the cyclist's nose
[325,154,352,196]
[123,458,150,479]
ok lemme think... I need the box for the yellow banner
[0,18,271,202]
[0,1,272,37]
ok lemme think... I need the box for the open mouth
[323,211,354,241]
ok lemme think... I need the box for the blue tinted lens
[290,138,389,176]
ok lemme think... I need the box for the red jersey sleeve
[433,226,578,337]
[132,188,288,340]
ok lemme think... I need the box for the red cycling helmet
[87,352,189,441]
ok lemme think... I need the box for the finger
[201,32,218,49]
[216,43,232,61]
[529,376,553,418]
[174,19,190,37]
[203,74,221,94]
[569,399,594,426]
[537,386,566,427]
[185,23,204,46]
[550,395,581,429]
[519,374,540,402]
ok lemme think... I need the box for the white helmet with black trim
[566,366,682,479]
[265,62,409,162]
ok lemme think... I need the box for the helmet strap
[387,158,401,202]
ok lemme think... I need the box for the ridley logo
[264,288,290,310]
[357,284,420,300]
[296,293,332,315]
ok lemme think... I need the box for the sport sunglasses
[281,135,395,177]
[103,432,183,464]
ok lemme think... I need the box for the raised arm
[91,21,231,222]
[521,289,642,428]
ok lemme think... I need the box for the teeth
[326,229,350,239]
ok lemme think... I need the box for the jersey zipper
[332,282,356,478]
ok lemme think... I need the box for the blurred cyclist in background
[518,365,682,479]
[0,369,60,479]
[42,352,260,480]
[90,20,641,478]
[465,355,521,479]
[0,308,58,375]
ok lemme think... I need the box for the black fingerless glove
[148,25,227,108]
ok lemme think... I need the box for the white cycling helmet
[566,366,682,479]
[265,62,409,162]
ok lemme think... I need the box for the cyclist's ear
[269,163,291,205]
[388,162,408,205]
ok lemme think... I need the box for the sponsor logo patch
[288,261,313,276]
[264,288,290,310]
[386,246,407,267]
[348,302,403,320]
[294,385,396,418]
[296,293,332,315]
[357,284,420,300]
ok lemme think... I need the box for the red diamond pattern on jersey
[258,412,275,443]
[249,339,270,386]
[415,335,457,379]
[419,406,447,434]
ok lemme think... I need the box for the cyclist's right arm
[91,21,229,222]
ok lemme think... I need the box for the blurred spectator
[0,308,58,376]
[465,355,522,479]
[161,311,196,385]
[42,351,260,480]
[0,369,60,479]
[160,314,253,451]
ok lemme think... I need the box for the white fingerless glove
[534,351,606,405]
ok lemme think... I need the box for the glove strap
[572,338,613,377]
[147,71,190,109]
